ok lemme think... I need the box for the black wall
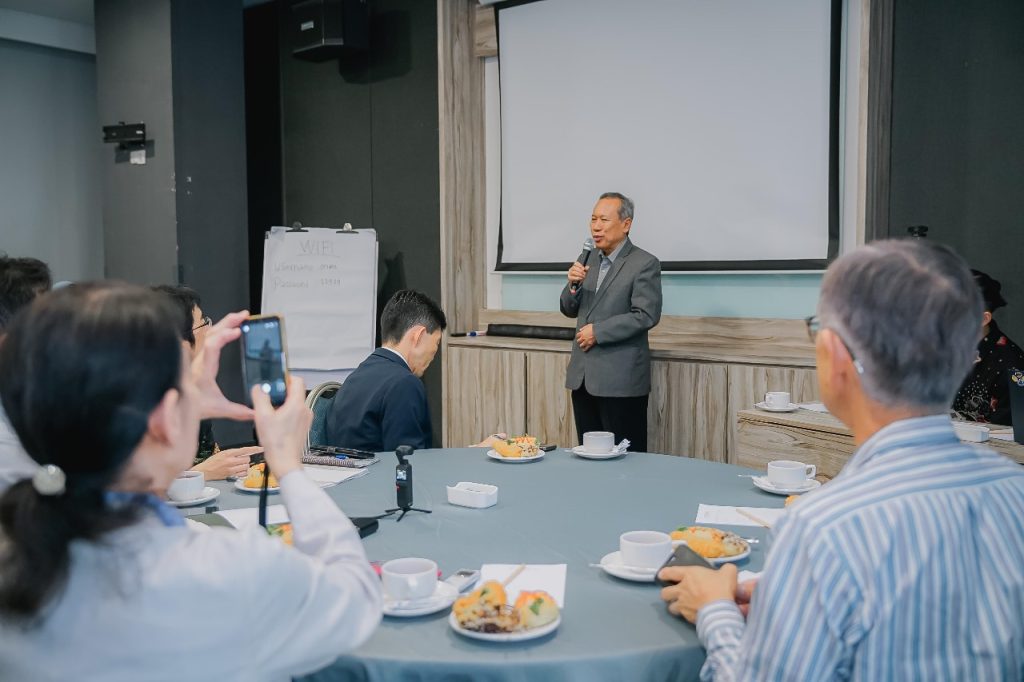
[171,0,251,442]
[888,0,1024,342]
[245,0,443,443]
[95,0,251,442]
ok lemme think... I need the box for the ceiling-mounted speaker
[291,0,369,62]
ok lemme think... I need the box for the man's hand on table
[471,433,508,448]
[576,324,597,352]
[192,446,262,481]
[658,563,739,623]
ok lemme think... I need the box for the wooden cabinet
[445,346,526,446]
[525,352,576,447]
[444,317,820,462]
[648,360,729,461]
[725,365,819,459]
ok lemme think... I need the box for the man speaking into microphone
[560,192,663,452]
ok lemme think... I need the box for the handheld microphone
[570,238,595,295]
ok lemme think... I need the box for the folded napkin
[695,504,787,528]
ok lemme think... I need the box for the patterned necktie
[596,254,612,291]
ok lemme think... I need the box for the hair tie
[32,464,66,496]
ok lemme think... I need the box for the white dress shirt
[0,403,36,492]
[0,471,383,681]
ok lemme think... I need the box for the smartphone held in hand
[240,315,290,407]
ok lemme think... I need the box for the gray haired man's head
[818,240,982,412]
[599,192,634,222]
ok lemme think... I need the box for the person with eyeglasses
[658,240,1024,681]
[153,285,260,480]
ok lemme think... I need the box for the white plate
[234,479,280,494]
[752,476,821,496]
[570,446,625,460]
[754,402,799,413]
[166,487,220,508]
[670,540,751,566]
[598,551,659,582]
[383,582,459,618]
[448,611,561,642]
[486,449,545,464]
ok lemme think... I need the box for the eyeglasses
[193,316,212,332]
[804,315,865,375]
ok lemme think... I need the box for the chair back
[305,381,342,449]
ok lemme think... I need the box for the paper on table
[797,402,829,413]
[303,464,367,484]
[479,564,567,608]
[695,504,787,528]
[215,504,290,530]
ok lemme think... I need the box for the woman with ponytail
[0,283,381,680]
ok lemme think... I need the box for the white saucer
[752,475,821,495]
[449,611,561,642]
[234,479,280,494]
[754,402,799,413]
[166,487,220,508]
[486,449,545,464]
[598,551,659,582]
[570,446,625,460]
[670,540,751,566]
[383,582,459,618]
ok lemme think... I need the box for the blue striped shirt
[697,415,1024,681]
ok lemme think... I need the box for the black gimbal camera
[384,445,431,522]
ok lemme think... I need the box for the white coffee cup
[765,391,791,409]
[583,431,614,454]
[767,460,815,487]
[619,530,673,570]
[382,558,438,600]
[167,471,205,502]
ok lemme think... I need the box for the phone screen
[657,544,713,587]
[240,315,289,407]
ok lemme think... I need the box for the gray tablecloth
[199,449,785,682]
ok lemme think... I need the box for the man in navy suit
[325,290,446,452]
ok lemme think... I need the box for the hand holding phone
[251,375,311,479]
[657,544,713,587]
[240,315,290,407]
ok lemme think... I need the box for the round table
[197,449,784,682]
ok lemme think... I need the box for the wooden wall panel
[438,0,486,335]
[725,365,820,462]
[473,5,497,57]
[525,352,576,447]
[648,360,729,461]
[477,309,816,367]
[735,417,856,479]
[445,346,526,447]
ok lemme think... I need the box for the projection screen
[495,0,841,271]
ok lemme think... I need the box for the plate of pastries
[234,463,280,493]
[487,435,544,463]
[449,580,561,642]
[669,526,750,565]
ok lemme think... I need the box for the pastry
[243,462,279,489]
[513,591,559,629]
[669,526,747,558]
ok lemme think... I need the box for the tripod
[384,445,431,522]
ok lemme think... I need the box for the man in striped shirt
[660,240,1024,680]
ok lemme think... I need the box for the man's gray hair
[818,240,983,412]
[599,192,634,222]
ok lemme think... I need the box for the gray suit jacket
[559,238,662,396]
